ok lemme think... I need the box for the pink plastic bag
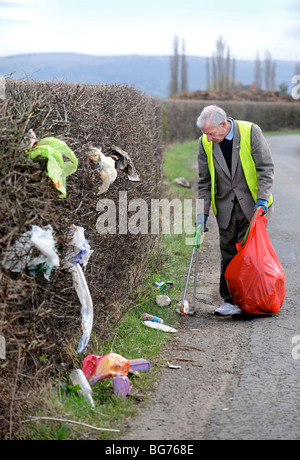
[225,208,286,315]
[82,353,130,385]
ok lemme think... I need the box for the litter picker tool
[179,224,202,316]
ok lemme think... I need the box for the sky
[0,0,299,61]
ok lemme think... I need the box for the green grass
[264,129,300,136]
[23,140,199,440]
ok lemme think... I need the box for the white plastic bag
[70,263,94,354]
[65,225,94,354]
[88,147,117,194]
[66,225,93,267]
[2,225,59,280]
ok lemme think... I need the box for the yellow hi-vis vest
[202,120,273,216]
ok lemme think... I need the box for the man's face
[201,120,228,143]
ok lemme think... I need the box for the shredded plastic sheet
[70,263,94,354]
[88,147,117,194]
[29,137,78,198]
[110,145,140,181]
[66,224,93,268]
[2,225,59,280]
[64,225,94,353]
[225,208,286,315]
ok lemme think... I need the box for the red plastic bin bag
[225,207,286,315]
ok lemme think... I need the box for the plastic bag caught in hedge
[29,137,78,198]
[69,263,94,354]
[225,208,286,315]
[64,225,94,354]
[88,147,117,194]
[2,224,59,280]
[66,225,93,268]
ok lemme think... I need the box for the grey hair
[196,105,227,129]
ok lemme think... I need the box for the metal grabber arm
[180,223,202,316]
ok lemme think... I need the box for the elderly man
[196,105,274,316]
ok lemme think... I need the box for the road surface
[205,134,300,440]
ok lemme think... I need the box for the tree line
[169,35,300,96]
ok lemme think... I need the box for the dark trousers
[218,200,250,304]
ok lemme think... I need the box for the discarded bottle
[141,313,164,324]
[70,369,95,407]
[153,281,174,291]
[180,300,189,316]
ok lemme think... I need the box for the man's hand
[254,199,268,213]
[195,214,208,232]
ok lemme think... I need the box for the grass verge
[23,140,199,440]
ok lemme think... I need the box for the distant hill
[0,53,297,99]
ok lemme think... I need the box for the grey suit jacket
[197,119,274,230]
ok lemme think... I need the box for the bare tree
[169,35,189,95]
[271,60,276,90]
[206,57,210,90]
[169,35,179,96]
[180,39,188,93]
[264,51,276,90]
[209,35,234,90]
[212,55,217,89]
[231,56,236,89]
[254,51,263,89]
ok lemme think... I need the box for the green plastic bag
[29,137,78,198]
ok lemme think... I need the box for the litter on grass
[153,281,174,291]
[141,313,164,324]
[70,369,95,407]
[142,320,178,333]
[129,358,150,372]
[167,362,181,369]
[112,375,131,398]
[156,295,171,307]
[173,177,191,188]
[82,353,130,385]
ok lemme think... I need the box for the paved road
[205,134,300,440]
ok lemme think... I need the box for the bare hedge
[0,80,163,439]
[164,99,300,144]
